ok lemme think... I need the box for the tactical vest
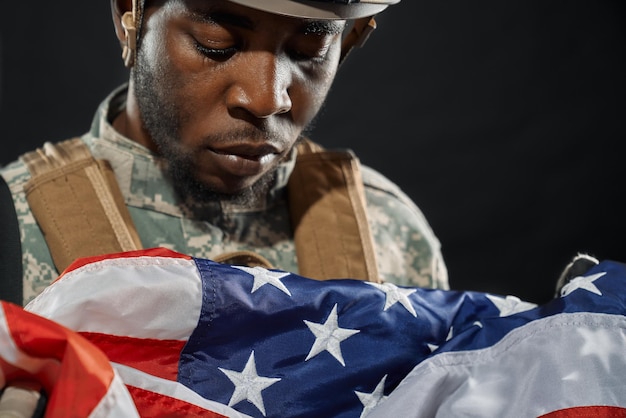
[19,138,381,283]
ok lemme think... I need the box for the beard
[131,49,277,208]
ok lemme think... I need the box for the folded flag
[0,300,139,417]
[0,247,624,417]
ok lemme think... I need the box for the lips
[205,144,281,177]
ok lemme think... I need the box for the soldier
[0,0,448,306]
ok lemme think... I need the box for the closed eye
[195,42,237,61]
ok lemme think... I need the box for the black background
[1,1,625,304]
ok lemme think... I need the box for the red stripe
[59,247,193,277]
[127,385,228,418]
[540,406,626,417]
[3,302,114,418]
[80,332,186,381]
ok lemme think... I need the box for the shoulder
[361,165,415,205]
[359,163,449,290]
[1,141,80,305]
[1,158,31,189]
[360,164,437,241]
[1,136,93,192]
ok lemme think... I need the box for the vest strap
[20,138,380,283]
[21,138,143,273]
[289,140,380,283]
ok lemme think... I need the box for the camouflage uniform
[1,85,448,306]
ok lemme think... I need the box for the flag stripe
[114,362,252,418]
[58,247,193,277]
[0,303,59,379]
[81,332,185,381]
[0,302,139,418]
[127,386,228,418]
[90,373,142,418]
[368,311,626,417]
[26,254,203,340]
[539,406,626,418]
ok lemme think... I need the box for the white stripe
[112,362,253,418]
[368,312,626,417]
[25,256,203,340]
[88,371,141,418]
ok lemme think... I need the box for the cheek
[161,32,212,93]
[156,38,224,141]
[291,50,341,124]
[292,85,325,126]
[296,44,341,120]
[294,67,337,123]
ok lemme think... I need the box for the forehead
[161,0,346,34]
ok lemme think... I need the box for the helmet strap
[121,11,137,68]
[121,0,143,68]
[340,16,377,63]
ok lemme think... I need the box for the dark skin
[110,0,345,204]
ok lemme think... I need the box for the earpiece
[121,11,137,68]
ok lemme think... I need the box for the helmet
[121,0,400,67]
[227,0,400,20]
[221,1,403,61]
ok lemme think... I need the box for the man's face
[131,0,344,203]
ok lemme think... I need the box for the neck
[112,83,159,154]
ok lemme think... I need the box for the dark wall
[1,1,625,304]
[0,2,127,150]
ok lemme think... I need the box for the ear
[111,0,137,67]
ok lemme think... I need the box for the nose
[226,51,293,119]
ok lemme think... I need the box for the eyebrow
[302,20,346,36]
[188,9,345,36]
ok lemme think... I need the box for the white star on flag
[218,351,281,417]
[429,326,455,352]
[304,304,360,366]
[366,282,417,317]
[577,326,622,372]
[561,272,606,297]
[486,294,537,317]
[232,265,292,296]
[355,375,389,417]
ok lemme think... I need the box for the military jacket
[1,86,448,305]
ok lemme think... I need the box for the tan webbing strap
[288,140,381,283]
[21,138,142,272]
[20,137,378,281]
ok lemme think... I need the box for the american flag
[1,247,625,417]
